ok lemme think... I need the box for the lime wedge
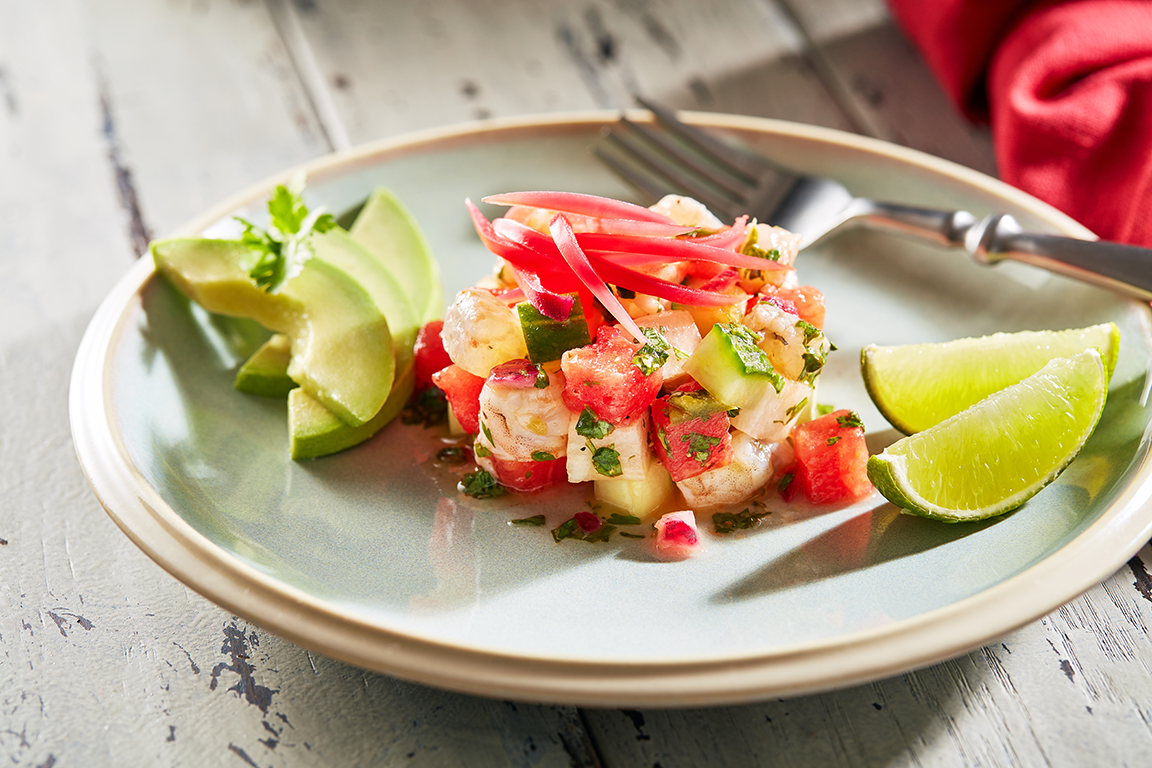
[861,323,1119,434]
[867,349,1108,522]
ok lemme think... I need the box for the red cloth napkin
[887,0,1152,247]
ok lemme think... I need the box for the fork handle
[855,202,1152,302]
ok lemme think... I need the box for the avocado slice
[152,237,394,426]
[234,333,297,397]
[349,188,443,323]
[290,358,415,459]
[313,227,420,367]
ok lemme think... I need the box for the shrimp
[441,287,528,377]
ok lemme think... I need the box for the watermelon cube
[649,384,733,482]
[790,409,872,505]
[431,364,485,435]
[560,326,662,424]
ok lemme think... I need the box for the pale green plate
[70,113,1152,707]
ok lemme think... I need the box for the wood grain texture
[5,0,1152,764]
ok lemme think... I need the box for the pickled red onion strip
[484,191,676,225]
[587,256,746,308]
[691,216,749,249]
[506,264,574,320]
[549,214,647,344]
[591,219,698,237]
[576,232,787,271]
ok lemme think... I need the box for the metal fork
[595,97,1152,302]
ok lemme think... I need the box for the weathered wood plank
[778,0,998,176]
[582,545,1152,767]
[288,0,856,144]
[0,1,602,765]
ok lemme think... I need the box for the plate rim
[70,110,1152,707]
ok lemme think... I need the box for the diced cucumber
[517,295,592,363]
[682,323,784,409]
[234,334,296,397]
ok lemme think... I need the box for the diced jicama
[594,460,675,519]
[566,409,651,483]
[442,287,529,377]
[629,310,701,388]
[653,510,701,559]
[730,377,814,443]
[677,431,787,509]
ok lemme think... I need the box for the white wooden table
[5,1,1152,764]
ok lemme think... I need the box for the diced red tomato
[560,325,662,424]
[649,384,733,482]
[431,364,485,435]
[790,409,872,505]
[775,285,826,329]
[413,321,453,391]
[487,455,568,492]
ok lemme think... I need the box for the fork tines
[595,97,798,224]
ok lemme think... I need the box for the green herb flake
[591,445,623,477]
[633,327,671,376]
[575,407,614,440]
[460,470,506,499]
[551,517,583,543]
[436,446,468,465]
[778,472,795,494]
[836,411,865,430]
[606,513,642,526]
[618,531,646,539]
[236,174,337,294]
[531,450,556,462]
[583,524,617,543]
[827,436,841,446]
[401,385,448,426]
[683,432,722,465]
[481,420,494,444]
[784,397,809,422]
[795,319,822,344]
[473,442,492,458]
[712,507,770,535]
[533,365,550,389]
[510,515,546,526]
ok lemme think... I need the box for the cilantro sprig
[236,174,337,294]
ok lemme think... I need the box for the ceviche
[417,191,873,557]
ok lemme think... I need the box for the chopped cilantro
[473,442,492,458]
[827,436,841,445]
[575,407,614,440]
[795,319,822,344]
[236,174,337,294]
[836,411,865,430]
[784,397,809,421]
[634,327,671,376]
[713,507,770,535]
[460,470,506,499]
[436,446,469,465]
[481,420,494,444]
[534,365,550,389]
[800,351,825,384]
[531,450,556,462]
[591,444,623,477]
[778,472,795,494]
[683,432,721,465]
[583,524,617,543]
[606,513,642,526]
[401,386,448,426]
[618,531,645,539]
[510,515,546,526]
[656,424,672,455]
[551,517,583,542]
